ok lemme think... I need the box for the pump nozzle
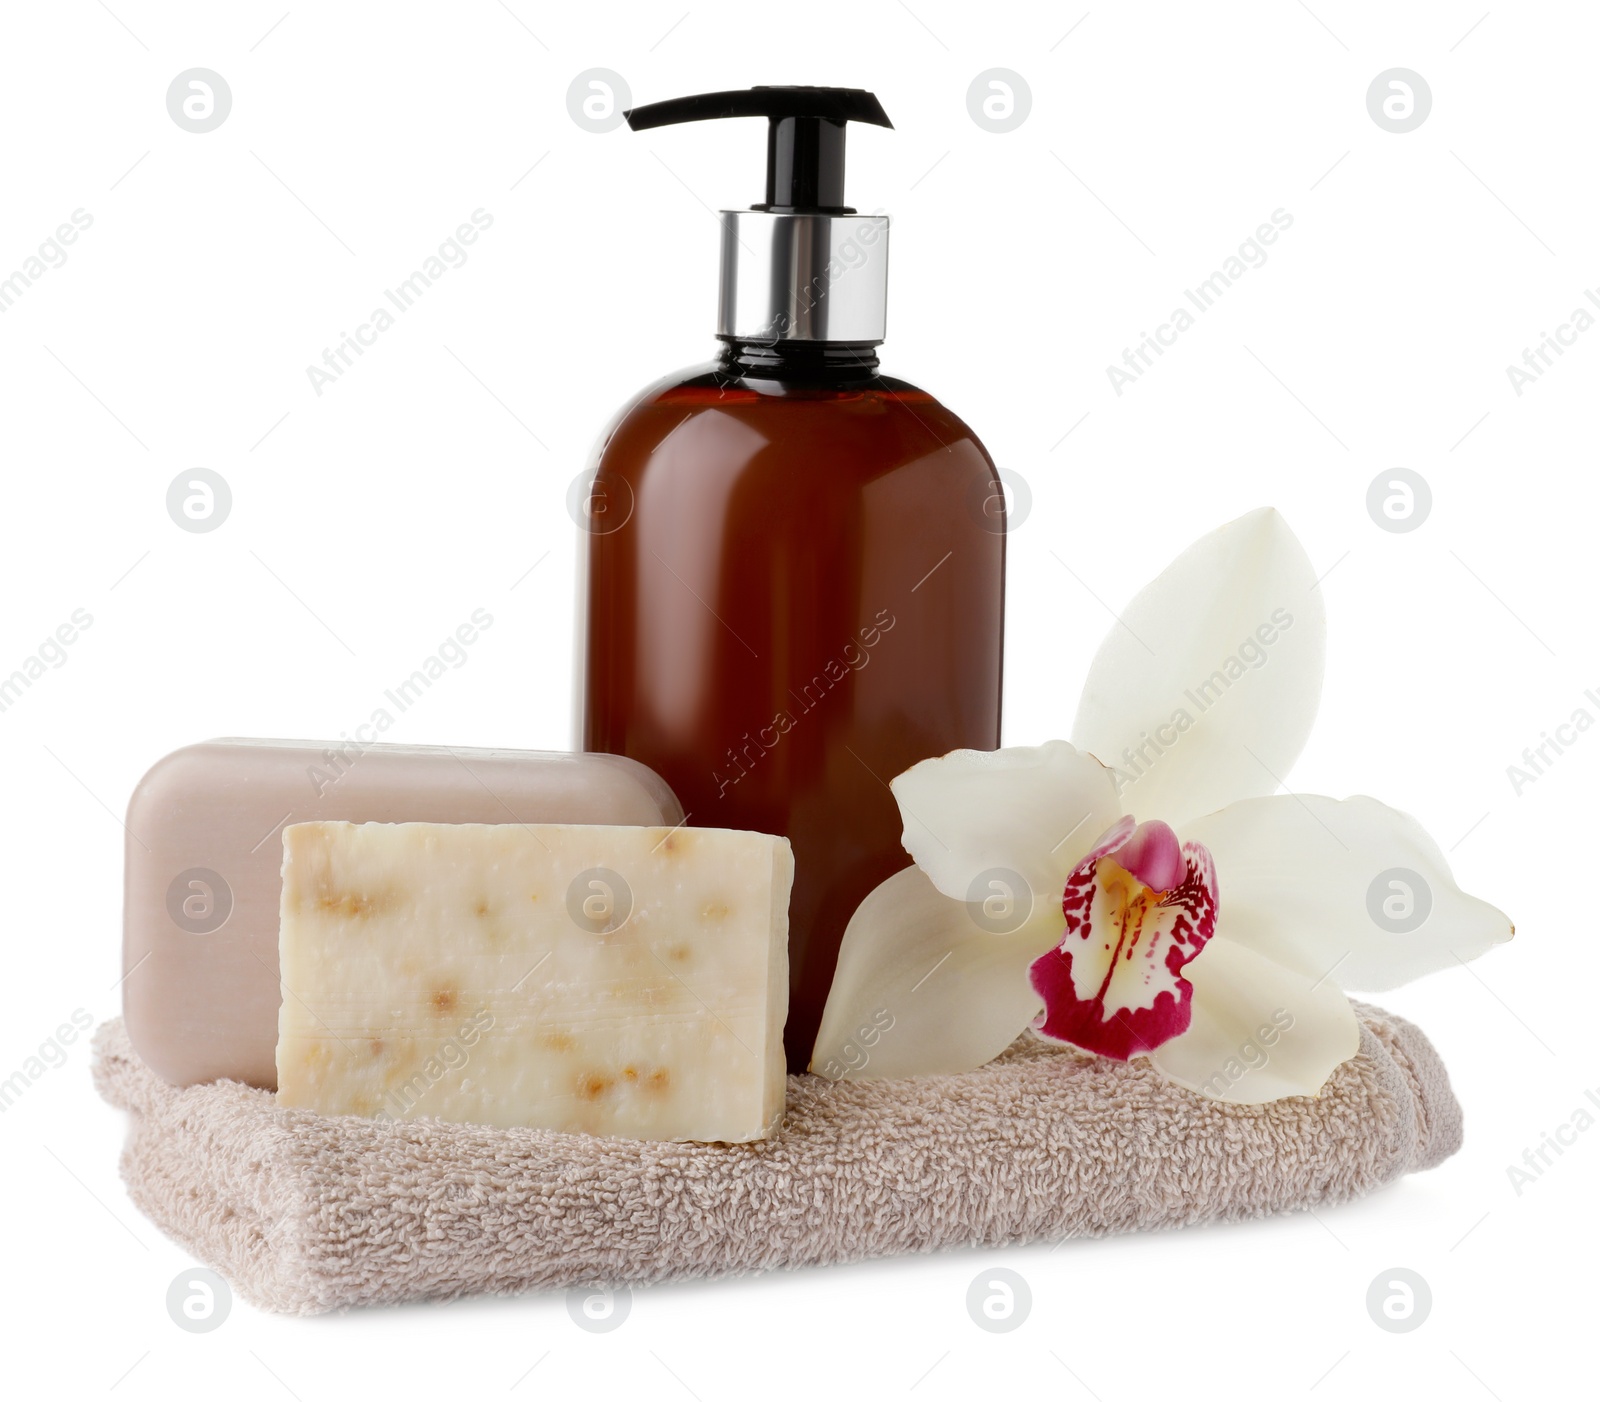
[625,86,892,215]
[625,85,893,346]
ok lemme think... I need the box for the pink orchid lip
[1106,819,1184,892]
[1028,819,1218,1062]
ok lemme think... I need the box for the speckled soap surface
[275,820,793,1143]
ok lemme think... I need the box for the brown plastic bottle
[580,341,1004,1071]
[577,87,1006,1071]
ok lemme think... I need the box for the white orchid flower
[811,508,1513,1102]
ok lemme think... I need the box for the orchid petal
[1149,933,1361,1103]
[1184,794,1514,991]
[1071,508,1325,829]
[810,865,1059,1080]
[1031,837,1218,1060]
[889,741,1121,906]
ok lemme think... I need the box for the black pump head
[624,86,893,214]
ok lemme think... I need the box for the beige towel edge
[92,1004,1462,1315]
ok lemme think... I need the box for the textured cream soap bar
[276,821,792,1142]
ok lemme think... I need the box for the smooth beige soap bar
[276,820,792,1142]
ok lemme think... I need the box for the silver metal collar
[717,211,889,344]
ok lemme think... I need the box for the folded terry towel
[92,1005,1461,1315]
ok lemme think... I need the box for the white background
[1,2,1591,1398]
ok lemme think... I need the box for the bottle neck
[716,337,881,384]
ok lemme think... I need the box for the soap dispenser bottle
[578,87,1006,1072]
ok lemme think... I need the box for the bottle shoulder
[647,361,925,401]
[596,360,992,456]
